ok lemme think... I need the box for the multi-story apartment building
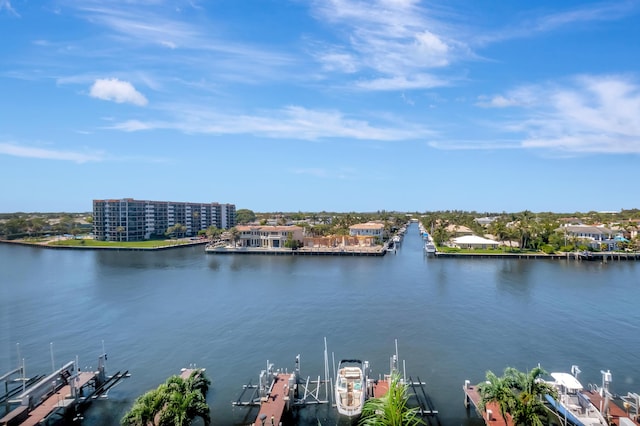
[93,198,236,241]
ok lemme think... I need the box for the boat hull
[335,360,366,417]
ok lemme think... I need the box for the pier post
[464,380,470,408]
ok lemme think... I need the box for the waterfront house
[445,224,474,237]
[558,224,618,251]
[452,235,500,249]
[474,216,499,227]
[349,222,384,245]
[235,225,303,249]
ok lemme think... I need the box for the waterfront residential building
[349,222,384,244]
[558,224,618,251]
[452,235,500,249]
[234,225,303,249]
[93,198,236,241]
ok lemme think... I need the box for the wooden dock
[253,373,292,426]
[372,379,389,398]
[581,390,640,426]
[463,382,513,426]
[1,371,95,426]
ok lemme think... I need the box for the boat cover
[551,372,583,390]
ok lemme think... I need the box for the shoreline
[434,251,640,260]
[205,245,387,256]
[0,239,209,251]
[2,239,639,260]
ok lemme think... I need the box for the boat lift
[232,339,332,423]
[393,340,440,425]
[0,343,130,425]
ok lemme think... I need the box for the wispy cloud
[108,104,435,141]
[521,75,640,153]
[478,1,639,45]
[472,74,640,154]
[309,0,469,90]
[67,2,296,76]
[89,78,148,106]
[0,0,19,17]
[0,142,105,163]
[291,167,356,179]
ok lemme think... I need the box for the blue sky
[1,0,639,213]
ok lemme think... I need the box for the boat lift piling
[0,346,130,426]
[232,341,332,425]
[370,340,440,424]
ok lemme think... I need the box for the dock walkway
[463,382,513,426]
[5,371,95,426]
[253,373,292,426]
[581,390,640,426]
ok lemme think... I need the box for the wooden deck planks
[581,390,640,426]
[254,374,291,426]
[372,379,389,398]
[17,371,95,426]
[464,384,513,426]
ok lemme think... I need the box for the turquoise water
[2,223,639,425]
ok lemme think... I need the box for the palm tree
[121,370,211,426]
[478,366,557,426]
[186,369,211,395]
[160,387,210,426]
[229,227,240,247]
[359,373,424,426]
[478,370,513,422]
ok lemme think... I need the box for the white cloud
[309,0,468,90]
[108,104,434,141]
[521,76,640,153]
[477,95,518,108]
[89,78,148,106]
[0,0,19,17]
[160,40,177,49]
[476,75,640,154]
[291,167,356,179]
[110,119,153,131]
[477,2,639,45]
[0,142,104,163]
[356,74,449,91]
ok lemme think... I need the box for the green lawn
[47,238,193,248]
[435,246,542,254]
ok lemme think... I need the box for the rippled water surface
[2,223,639,425]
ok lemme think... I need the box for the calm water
[2,223,640,425]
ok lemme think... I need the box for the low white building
[452,235,499,249]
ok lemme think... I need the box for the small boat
[335,359,366,417]
[546,367,608,426]
[424,242,436,254]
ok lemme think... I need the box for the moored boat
[424,242,436,254]
[546,367,608,426]
[335,359,366,417]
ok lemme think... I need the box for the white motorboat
[424,242,436,254]
[546,367,608,426]
[335,359,366,417]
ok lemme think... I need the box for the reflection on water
[1,227,640,425]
